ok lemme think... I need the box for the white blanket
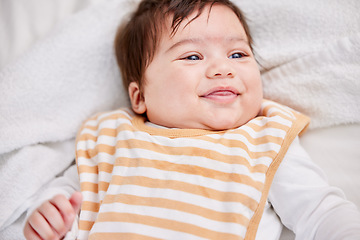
[0,0,359,239]
[0,0,134,237]
[237,0,360,129]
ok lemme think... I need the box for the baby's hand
[24,192,82,240]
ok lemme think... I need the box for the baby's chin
[201,121,246,131]
[148,114,255,131]
[178,119,247,131]
[198,113,260,131]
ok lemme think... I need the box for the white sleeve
[269,137,360,240]
[25,163,80,220]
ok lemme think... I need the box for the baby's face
[130,4,263,130]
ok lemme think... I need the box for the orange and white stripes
[76,100,309,240]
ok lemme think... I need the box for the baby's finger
[23,222,41,240]
[69,192,83,213]
[37,200,66,237]
[50,195,76,231]
[28,210,59,240]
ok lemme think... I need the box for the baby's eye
[184,55,201,61]
[229,52,247,59]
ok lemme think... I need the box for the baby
[24,0,360,239]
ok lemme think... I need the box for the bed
[0,0,359,239]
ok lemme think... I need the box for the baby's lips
[201,86,240,97]
[205,89,238,97]
[201,87,240,104]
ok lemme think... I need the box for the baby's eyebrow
[166,38,202,53]
[166,36,249,53]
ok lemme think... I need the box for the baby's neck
[145,121,179,129]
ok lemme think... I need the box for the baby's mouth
[204,90,238,97]
[201,88,240,103]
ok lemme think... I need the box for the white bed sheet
[0,0,100,70]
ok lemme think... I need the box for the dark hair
[114,0,252,91]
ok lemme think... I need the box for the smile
[200,87,240,104]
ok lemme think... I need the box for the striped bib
[76,100,309,240]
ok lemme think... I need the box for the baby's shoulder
[76,107,134,140]
[82,108,133,127]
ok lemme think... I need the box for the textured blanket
[238,0,360,129]
[0,1,133,238]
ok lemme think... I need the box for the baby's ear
[128,82,146,114]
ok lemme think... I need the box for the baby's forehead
[155,8,207,43]
[158,5,245,43]
[165,4,242,35]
